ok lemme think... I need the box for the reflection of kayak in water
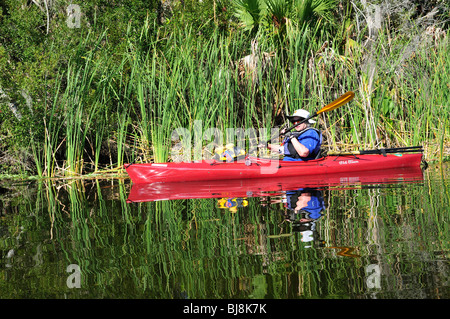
[125,153,423,184]
[126,166,424,203]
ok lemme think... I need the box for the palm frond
[293,0,338,26]
[232,0,267,32]
[265,0,293,27]
[312,0,338,22]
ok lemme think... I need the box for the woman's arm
[290,138,310,157]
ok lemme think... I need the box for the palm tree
[231,0,338,122]
[231,0,337,33]
[232,0,338,77]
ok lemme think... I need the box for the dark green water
[0,164,448,300]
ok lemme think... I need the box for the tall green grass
[30,17,449,177]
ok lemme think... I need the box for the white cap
[287,109,316,123]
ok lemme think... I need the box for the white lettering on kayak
[338,160,359,165]
[152,164,168,167]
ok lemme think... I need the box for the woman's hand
[258,142,267,148]
[284,131,301,140]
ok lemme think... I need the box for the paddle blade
[316,91,355,115]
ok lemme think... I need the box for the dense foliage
[0,0,449,176]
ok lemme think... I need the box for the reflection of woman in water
[284,188,325,245]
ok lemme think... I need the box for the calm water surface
[0,164,448,300]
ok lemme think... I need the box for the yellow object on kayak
[214,144,246,162]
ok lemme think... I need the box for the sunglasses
[292,118,305,125]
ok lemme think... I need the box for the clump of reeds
[29,13,449,177]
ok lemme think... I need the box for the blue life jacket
[283,128,322,161]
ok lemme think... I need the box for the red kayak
[126,165,424,203]
[124,153,423,184]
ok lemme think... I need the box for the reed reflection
[2,164,448,299]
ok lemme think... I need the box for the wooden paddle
[266,91,355,145]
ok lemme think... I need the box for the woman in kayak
[267,109,322,161]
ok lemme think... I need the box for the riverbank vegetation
[1,0,449,178]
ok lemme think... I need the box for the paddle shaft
[266,91,355,145]
[265,112,318,144]
[327,146,423,156]
[266,115,312,145]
